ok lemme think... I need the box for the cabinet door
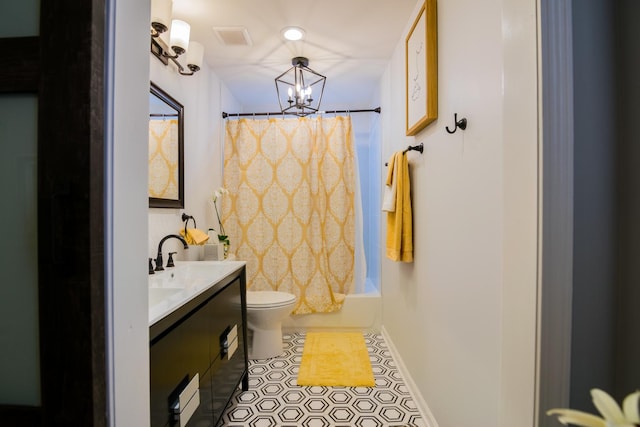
[150,303,212,427]
[209,278,247,423]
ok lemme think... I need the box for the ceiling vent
[212,26,253,46]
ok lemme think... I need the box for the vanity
[149,261,248,427]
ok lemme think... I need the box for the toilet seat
[246,291,296,309]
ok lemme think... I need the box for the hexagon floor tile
[220,332,425,427]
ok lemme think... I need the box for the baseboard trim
[381,326,440,427]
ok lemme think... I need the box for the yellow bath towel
[179,228,210,245]
[385,152,413,262]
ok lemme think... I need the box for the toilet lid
[246,291,296,308]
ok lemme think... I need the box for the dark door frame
[0,1,107,425]
[537,0,574,426]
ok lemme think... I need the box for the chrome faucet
[155,234,188,271]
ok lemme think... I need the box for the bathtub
[282,289,382,332]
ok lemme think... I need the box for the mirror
[148,81,184,208]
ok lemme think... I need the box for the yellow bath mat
[297,332,375,387]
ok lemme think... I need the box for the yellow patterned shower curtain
[222,116,356,314]
[148,118,179,199]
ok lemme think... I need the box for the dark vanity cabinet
[150,267,248,427]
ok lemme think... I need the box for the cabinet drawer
[150,303,211,426]
[208,279,243,358]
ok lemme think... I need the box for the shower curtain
[148,118,179,199]
[222,116,364,314]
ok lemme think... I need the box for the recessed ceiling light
[282,26,305,41]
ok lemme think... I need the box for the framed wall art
[406,0,438,136]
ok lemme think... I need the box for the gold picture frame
[406,0,438,136]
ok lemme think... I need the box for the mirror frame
[149,81,184,208]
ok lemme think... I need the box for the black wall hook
[446,113,467,134]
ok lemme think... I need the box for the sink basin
[149,261,242,289]
[148,260,246,325]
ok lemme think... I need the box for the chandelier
[275,57,326,117]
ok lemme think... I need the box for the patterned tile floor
[220,332,425,427]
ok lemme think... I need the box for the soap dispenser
[207,228,216,243]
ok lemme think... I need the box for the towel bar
[385,143,423,166]
[404,143,424,155]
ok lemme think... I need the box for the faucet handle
[148,258,155,275]
[167,252,177,268]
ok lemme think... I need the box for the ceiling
[168,0,419,113]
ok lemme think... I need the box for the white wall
[148,54,241,261]
[111,0,151,425]
[379,0,538,426]
[110,2,241,424]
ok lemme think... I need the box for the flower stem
[214,202,225,237]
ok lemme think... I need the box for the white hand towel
[382,152,398,212]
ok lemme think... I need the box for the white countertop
[148,260,246,326]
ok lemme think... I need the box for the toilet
[245,291,297,360]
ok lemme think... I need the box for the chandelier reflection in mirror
[275,57,326,117]
[150,0,204,76]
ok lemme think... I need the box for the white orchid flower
[212,187,229,202]
[546,408,606,427]
[622,391,640,424]
[211,187,229,238]
[548,389,640,427]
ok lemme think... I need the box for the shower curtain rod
[150,113,179,117]
[221,107,380,119]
